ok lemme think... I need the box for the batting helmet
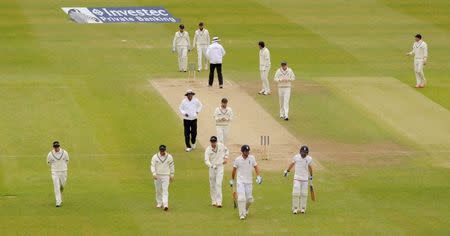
[241,145,250,152]
[300,145,309,153]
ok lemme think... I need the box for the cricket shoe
[164,207,169,211]
[258,90,265,95]
[263,92,271,95]
[185,148,192,152]
[156,204,162,208]
[240,215,246,220]
[217,205,222,208]
[419,84,425,88]
[415,84,420,88]
[284,117,289,121]
[300,209,305,214]
[293,209,298,214]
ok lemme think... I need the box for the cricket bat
[309,184,316,201]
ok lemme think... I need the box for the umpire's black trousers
[183,119,197,148]
[209,63,223,86]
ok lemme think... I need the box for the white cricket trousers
[154,175,170,207]
[292,179,308,211]
[208,165,224,205]
[414,59,426,86]
[216,125,229,144]
[260,69,270,93]
[278,87,291,118]
[177,46,188,71]
[237,182,253,217]
[197,45,208,70]
[51,171,67,205]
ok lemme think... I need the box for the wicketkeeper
[283,145,313,214]
[230,145,262,220]
[150,145,175,211]
[204,136,229,207]
[47,141,69,207]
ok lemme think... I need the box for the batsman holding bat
[283,145,314,214]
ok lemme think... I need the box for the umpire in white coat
[206,37,226,88]
[204,136,229,207]
[47,141,69,207]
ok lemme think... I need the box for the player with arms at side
[230,145,263,220]
[283,145,313,214]
[151,145,175,211]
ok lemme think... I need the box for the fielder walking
[230,145,263,220]
[213,98,233,144]
[172,24,191,72]
[179,89,203,152]
[47,141,69,207]
[274,61,295,121]
[193,22,210,71]
[206,37,226,88]
[204,136,229,208]
[258,41,271,95]
[283,146,313,214]
[150,145,175,211]
[406,34,428,88]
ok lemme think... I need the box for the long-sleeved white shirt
[259,47,271,70]
[409,40,428,60]
[214,106,233,126]
[274,67,295,88]
[150,153,174,177]
[47,149,69,172]
[204,143,229,168]
[206,42,226,64]
[179,97,203,120]
[172,31,190,50]
[193,29,210,46]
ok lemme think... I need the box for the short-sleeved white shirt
[292,154,312,181]
[233,155,257,184]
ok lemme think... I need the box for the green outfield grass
[0,0,449,235]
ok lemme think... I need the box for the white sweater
[409,40,428,60]
[172,31,190,50]
[204,143,229,168]
[259,47,271,70]
[193,29,210,46]
[274,67,295,88]
[213,107,233,126]
[151,153,174,177]
[47,149,69,172]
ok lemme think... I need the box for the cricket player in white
[193,22,210,71]
[46,141,69,207]
[150,145,175,211]
[283,146,313,214]
[230,145,262,220]
[213,98,233,144]
[274,61,296,121]
[406,34,428,88]
[258,41,271,95]
[204,136,229,207]
[172,24,191,72]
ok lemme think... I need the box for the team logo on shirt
[61,7,180,24]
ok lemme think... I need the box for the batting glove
[283,170,289,177]
[229,180,234,187]
[256,176,263,185]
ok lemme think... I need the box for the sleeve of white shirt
[169,155,175,177]
[228,108,233,121]
[179,100,187,116]
[213,108,220,121]
[289,69,296,81]
[65,151,69,163]
[274,69,281,81]
[424,43,428,59]
[204,148,212,167]
[196,99,203,113]
[221,45,226,57]
[193,31,197,47]
[206,30,210,44]
[172,32,177,50]
[47,152,52,164]
[224,145,229,158]
[265,50,270,66]
[150,155,156,176]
